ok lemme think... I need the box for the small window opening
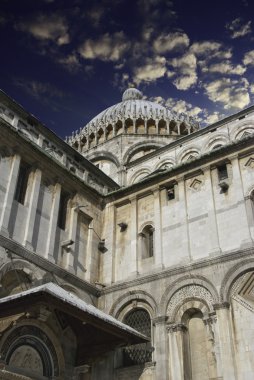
[167,186,175,200]
[14,162,31,204]
[141,225,154,258]
[217,164,228,181]
[57,191,70,230]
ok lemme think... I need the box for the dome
[81,88,175,130]
[67,88,199,146]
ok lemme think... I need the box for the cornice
[101,246,254,295]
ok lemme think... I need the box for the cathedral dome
[67,88,199,150]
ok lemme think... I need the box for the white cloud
[204,112,221,124]
[133,56,166,84]
[57,53,82,72]
[204,78,250,109]
[165,98,202,117]
[226,18,251,38]
[153,32,189,53]
[203,61,246,75]
[79,32,129,62]
[190,41,222,56]
[169,53,197,90]
[17,14,70,45]
[250,84,254,94]
[243,50,254,66]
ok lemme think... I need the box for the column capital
[167,323,187,333]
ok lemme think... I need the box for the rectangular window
[167,186,175,200]
[14,162,30,204]
[217,164,228,181]
[57,191,69,230]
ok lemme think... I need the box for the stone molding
[213,302,230,310]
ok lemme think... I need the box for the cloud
[204,78,250,109]
[169,53,197,90]
[57,53,82,73]
[226,18,251,38]
[243,50,254,66]
[190,41,223,56]
[165,98,202,118]
[202,61,246,75]
[153,32,189,53]
[204,112,221,124]
[17,14,70,45]
[190,41,232,64]
[79,32,129,62]
[15,79,65,100]
[133,56,166,84]
[250,84,254,94]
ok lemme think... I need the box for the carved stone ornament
[167,285,214,320]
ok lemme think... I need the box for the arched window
[140,225,154,259]
[123,309,152,366]
[182,309,211,379]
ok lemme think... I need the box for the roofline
[0,89,119,190]
[126,103,254,168]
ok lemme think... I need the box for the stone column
[23,167,42,250]
[45,182,61,262]
[85,220,96,282]
[130,195,138,275]
[203,315,219,379]
[155,120,159,134]
[245,194,254,239]
[153,187,163,268]
[133,118,136,133]
[167,324,186,380]
[166,120,170,135]
[202,166,221,254]
[153,316,168,380]
[214,302,237,380]
[144,119,148,134]
[0,153,21,237]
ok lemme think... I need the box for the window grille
[123,309,152,366]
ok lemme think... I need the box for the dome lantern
[122,88,143,101]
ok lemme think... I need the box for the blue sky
[1,0,254,138]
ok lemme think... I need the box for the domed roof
[83,88,177,130]
[67,87,199,143]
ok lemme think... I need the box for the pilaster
[214,302,237,380]
[0,154,21,237]
[45,182,61,262]
[23,167,42,250]
[167,323,186,380]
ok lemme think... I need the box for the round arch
[109,290,158,320]
[202,133,229,153]
[86,151,121,168]
[123,141,166,165]
[231,120,254,140]
[177,146,200,163]
[159,275,219,316]
[0,259,43,283]
[129,168,151,185]
[220,258,254,302]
